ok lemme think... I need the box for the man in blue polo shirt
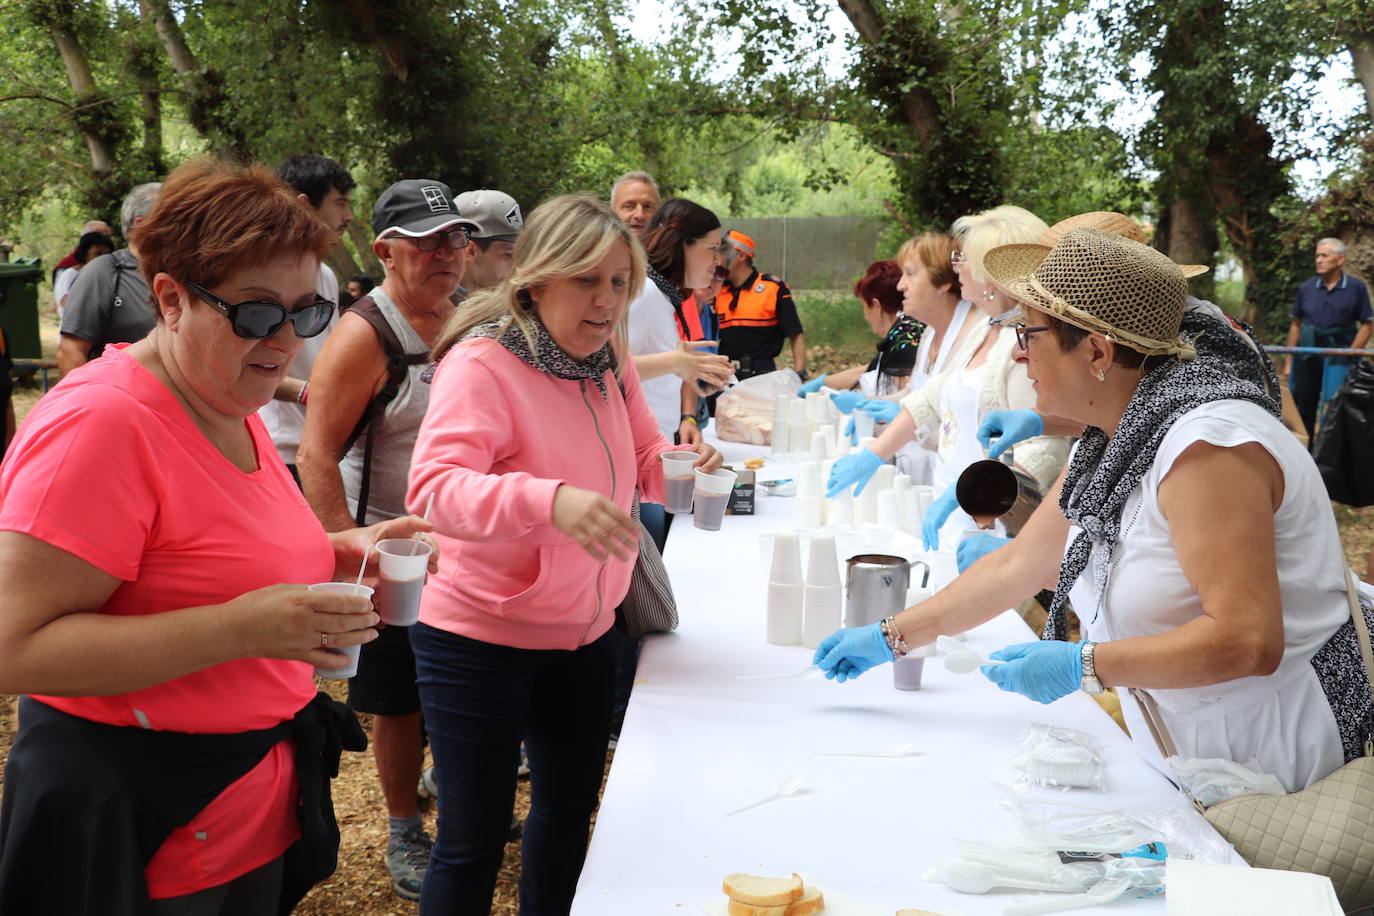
[1285,237,1372,439]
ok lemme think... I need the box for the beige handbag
[1133,569,1374,913]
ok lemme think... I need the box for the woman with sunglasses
[0,159,434,915]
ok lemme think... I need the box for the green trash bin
[0,258,43,360]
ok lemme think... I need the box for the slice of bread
[786,886,825,915]
[895,909,943,915]
[727,901,788,916]
[722,873,804,907]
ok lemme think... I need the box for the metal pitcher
[844,554,930,628]
[955,458,1043,535]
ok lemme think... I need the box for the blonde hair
[951,205,1048,282]
[433,194,646,364]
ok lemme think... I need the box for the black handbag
[1314,357,1374,507]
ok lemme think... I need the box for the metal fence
[720,216,888,290]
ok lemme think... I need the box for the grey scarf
[1042,321,1282,641]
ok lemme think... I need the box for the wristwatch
[1080,641,1104,695]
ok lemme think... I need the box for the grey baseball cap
[456,189,524,241]
[372,179,480,241]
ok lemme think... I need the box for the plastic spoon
[724,774,805,817]
[938,635,1005,674]
[1001,876,1132,916]
[936,859,1075,894]
[812,741,922,759]
[736,666,825,681]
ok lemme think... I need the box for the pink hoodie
[407,336,678,650]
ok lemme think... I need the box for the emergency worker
[713,230,805,379]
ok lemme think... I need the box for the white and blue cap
[372,179,480,241]
[456,189,524,242]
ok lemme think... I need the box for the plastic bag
[1011,723,1106,790]
[714,369,800,445]
[1313,357,1374,507]
[1165,755,1286,807]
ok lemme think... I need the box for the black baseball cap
[372,179,480,241]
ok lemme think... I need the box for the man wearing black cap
[297,177,479,901]
[456,188,523,292]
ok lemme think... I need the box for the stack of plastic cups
[766,533,804,645]
[802,533,843,649]
[893,474,920,536]
[873,464,896,491]
[789,399,809,458]
[855,462,887,526]
[770,395,791,457]
[795,461,823,529]
[913,485,935,524]
[818,424,838,459]
[854,410,876,442]
[809,431,828,462]
[876,489,902,530]
[828,490,855,528]
[857,436,878,454]
[806,391,828,430]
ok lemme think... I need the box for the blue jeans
[411,623,616,915]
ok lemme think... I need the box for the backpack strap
[339,296,429,526]
[110,256,128,310]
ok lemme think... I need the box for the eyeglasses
[950,251,967,265]
[185,281,334,339]
[1013,322,1051,350]
[397,228,473,251]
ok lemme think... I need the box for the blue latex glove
[982,640,1084,704]
[956,533,1010,572]
[921,483,960,551]
[829,390,867,414]
[812,622,894,683]
[859,398,901,424]
[826,448,884,497]
[843,415,857,445]
[798,374,827,397]
[977,409,1044,459]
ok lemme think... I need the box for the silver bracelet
[880,615,910,658]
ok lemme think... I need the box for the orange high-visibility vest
[714,272,785,329]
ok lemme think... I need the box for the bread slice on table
[786,885,824,915]
[722,873,804,907]
[727,901,788,916]
[895,909,943,915]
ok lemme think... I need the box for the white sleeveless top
[1069,400,1349,791]
[894,300,974,484]
[929,361,998,550]
[339,287,434,524]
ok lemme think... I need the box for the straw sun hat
[984,227,1196,359]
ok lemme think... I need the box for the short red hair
[130,158,334,292]
[853,260,903,314]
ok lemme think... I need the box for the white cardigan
[898,321,1070,491]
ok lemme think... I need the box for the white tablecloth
[573,427,1236,915]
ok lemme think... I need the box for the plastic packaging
[1165,755,1287,806]
[1011,723,1106,790]
[715,369,802,445]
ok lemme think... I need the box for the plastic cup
[692,468,738,531]
[310,582,375,680]
[660,450,698,514]
[375,538,432,625]
[893,655,925,690]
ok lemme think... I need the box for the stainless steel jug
[844,554,930,628]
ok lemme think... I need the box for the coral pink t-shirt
[0,346,335,898]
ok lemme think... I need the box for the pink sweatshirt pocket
[494,541,591,624]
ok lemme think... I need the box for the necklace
[146,334,259,472]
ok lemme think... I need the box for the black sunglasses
[185,281,334,340]
[1013,322,1051,350]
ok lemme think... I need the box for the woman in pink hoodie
[405,195,720,914]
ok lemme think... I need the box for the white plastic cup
[802,584,843,649]
[818,424,838,459]
[788,421,809,456]
[790,399,808,424]
[310,582,375,680]
[693,468,737,531]
[797,461,822,499]
[660,451,698,514]
[771,396,791,455]
[805,533,840,588]
[769,531,803,584]
[767,582,804,645]
[795,496,823,529]
[375,538,432,626]
[854,411,876,441]
[828,493,855,528]
[809,431,828,461]
[893,655,925,690]
[873,464,896,492]
[913,485,935,516]
[876,491,902,530]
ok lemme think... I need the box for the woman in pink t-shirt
[0,159,435,916]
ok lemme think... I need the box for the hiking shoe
[386,827,432,901]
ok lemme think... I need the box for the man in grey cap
[456,188,522,293]
[297,177,480,901]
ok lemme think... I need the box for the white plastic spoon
[812,741,922,759]
[724,774,805,817]
[937,635,1005,674]
[736,665,825,681]
[1001,876,1132,915]
[936,859,1075,894]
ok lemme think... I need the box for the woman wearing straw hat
[815,227,1374,793]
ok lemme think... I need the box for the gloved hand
[826,447,884,497]
[813,622,894,683]
[956,533,1010,572]
[798,374,827,397]
[829,390,867,414]
[921,483,960,551]
[977,409,1044,459]
[859,398,901,424]
[982,640,1083,704]
[843,415,857,445]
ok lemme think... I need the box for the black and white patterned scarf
[464,314,618,400]
[1041,319,1282,641]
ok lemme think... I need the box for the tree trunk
[1350,32,1374,126]
[46,27,114,177]
[835,0,943,146]
[1160,192,1218,303]
[127,9,164,177]
[139,0,252,161]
